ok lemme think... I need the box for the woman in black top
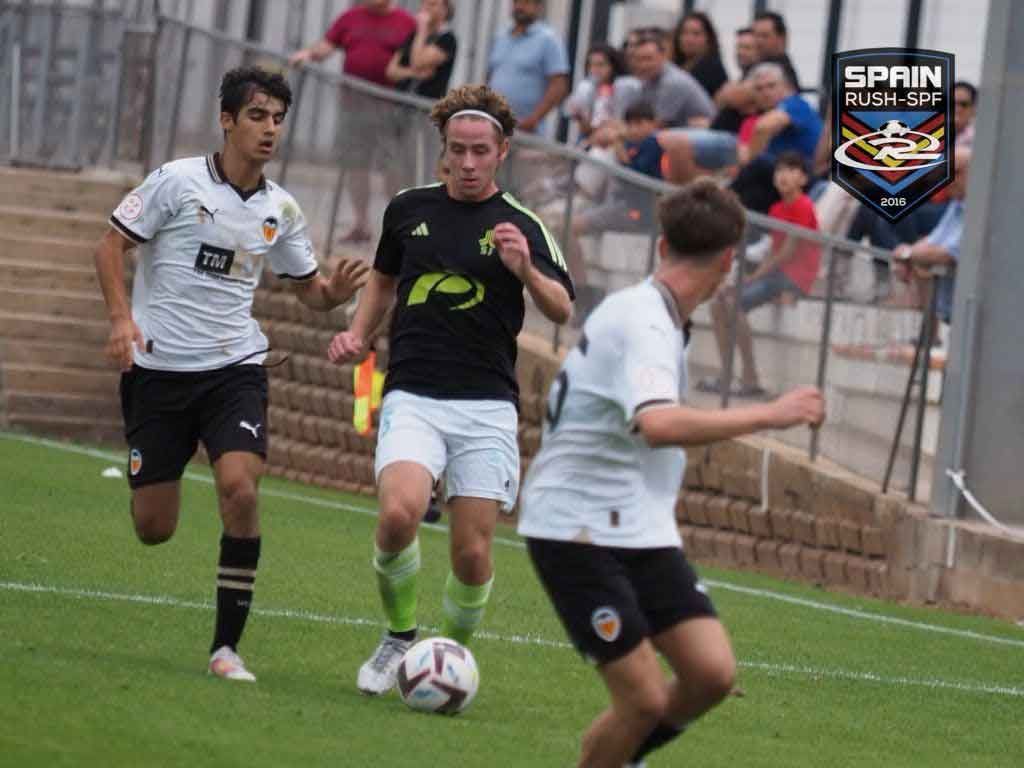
[386,0,457,99]
[670,12,728,101]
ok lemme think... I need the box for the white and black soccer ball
[397,637,480,715]
[880,119,910,138]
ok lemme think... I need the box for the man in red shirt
[290,0,416,243]
[704,151,820,397]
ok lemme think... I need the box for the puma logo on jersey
[407,272,485,311]
[411,222,430,237]
[239,420,261,438]
[198,205,219,223]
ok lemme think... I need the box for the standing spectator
[752,11,801,91]
[386,0,457,99]
[565,43,626,141]
[289,0,416,244]
[670,12,728,101]
[706,152,821,397]
[954,80,977,149]
[611,29,716,129]
[730,62,821,213]
[487,0,570,133]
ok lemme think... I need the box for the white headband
[448,109,505,133]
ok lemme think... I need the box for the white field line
[2,579,1022,699]
[4,432,1024,651]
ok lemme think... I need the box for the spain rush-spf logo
[832,48,954,222]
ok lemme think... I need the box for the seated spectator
[734,26,759,75]
[704,152,821,397]
[568,102,667,313]
[710,27,759,132]
[890,150,970,322]
[565,42,626,141]
[752,11,801,91]
[608,28,716,130]
[386,0,457,98]
[670,12,728,101]
[730,62,821,213]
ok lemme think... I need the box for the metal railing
[1,9,942,500]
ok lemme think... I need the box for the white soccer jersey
[517,279,689,549]
[109,154,318,371]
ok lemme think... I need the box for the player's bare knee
[219,477,259,516]
[625,683,670,724]
[696,654,737,705]
[133,514,176,545]
[451,541,491,582]
[378,494,421,542]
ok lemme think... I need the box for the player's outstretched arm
[634,386,825,448]
[94,228,143,372]
[327,269,398,365]
[292,257,370,311]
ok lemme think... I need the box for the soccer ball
[880,120,910,138]
[397,637,479,715]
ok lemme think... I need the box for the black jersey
[374,183,575,403]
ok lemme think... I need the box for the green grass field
[1,431,1022,767]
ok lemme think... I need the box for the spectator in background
[752,11,801,91]
[730,62,821,213]
[488,0,570,133]
[709,26,763,134]
[954,80,977,149]
[735,26,759,75]
[289,0,415,244]
[670,12,728,101]
[565,42,626,141]
[386,0,457,99]
[611,29,716,129]
[705,151,821,397]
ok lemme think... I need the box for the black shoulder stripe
[276,267,318,281]
[110,215,148,244]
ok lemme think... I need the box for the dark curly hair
[219,65,292,119]
[658,179,746,262]
[430,85,516,139]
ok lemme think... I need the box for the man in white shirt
[518,179,824,767]
[94,66,368,682]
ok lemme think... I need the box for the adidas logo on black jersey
[412,222,429,237]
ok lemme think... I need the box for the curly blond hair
[429,85,517,138]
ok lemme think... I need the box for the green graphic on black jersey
[407,272,485,311]
[478,229,496,256]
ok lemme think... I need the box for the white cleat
[357,633,414,695]
[208,645,257,682]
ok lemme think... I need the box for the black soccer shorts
[526,537,716,665]
[119,363,268,489]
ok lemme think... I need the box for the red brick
[707,497,733,530]
[866,561,887,596]
[845,557,869,591]
[779,543,802,577]
[771,508,794,541]
[729,500,752,533]
[755,539,783,572]
[283,411,304,441]
[799,547,826,583]
[310,388,330,418]
[734,534,757,566]
[792,512,817,546]
[823,552,848,584]
[712,531,737,564]
[341,481,360,495]
[284,469,300,482]
[839,520,863,554]
[690,528,715,560]
[314,417,337,447]
[301,415,319,444]
[700,455,722,492]
[815,517,840,550]
[679,525,697,550]
[675,496,690,524]
[861,526,885,558]
[685,492,711,526]
[307,358,326,386]
[748,505,772,538]
[291,354,310,384]
[683,461,702,490]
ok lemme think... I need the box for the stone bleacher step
[5,414,123,446]
[5,390,120,421]
[0,309,109,345]
[0,286,109,320]
[2,363,120,397]
[0,258,100,292]
[0,166,132,216]
[0,233,99,266]
[0,338,115,370]
[0,205,110,242]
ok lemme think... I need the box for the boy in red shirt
[704,150,820,396]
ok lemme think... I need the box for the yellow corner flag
[353,352,384,435]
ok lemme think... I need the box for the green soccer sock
[442,570,494,645]
[373,538,420,634]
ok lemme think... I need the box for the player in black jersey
[328,84,574,695]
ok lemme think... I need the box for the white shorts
[374,390,520,511]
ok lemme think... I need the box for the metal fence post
[721,237,748,409]
[810,243,838,461]
[29,5,57,161]
[323,161,346,263]
[164,25,192,162]
[108,20,126,167]
[555,157,578,352]
[140,15,164,174]
[908,277,939,501]
[645,188,658,274]
[9,42,20,160]
[67,3,100,167]
[277,65,305,186]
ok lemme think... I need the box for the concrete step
[4,390,121,420]
[0,310,109,345]
[0,206,110,242]
[5,414,124,446]
[0,233,98,266]
[0,287,109,320]
[2,363,120,397]
[0,259,100,291]
[0,338,114,370]
[0,167,133,215]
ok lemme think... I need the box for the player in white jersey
[93,66,369,682]
[518,180,824,767]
